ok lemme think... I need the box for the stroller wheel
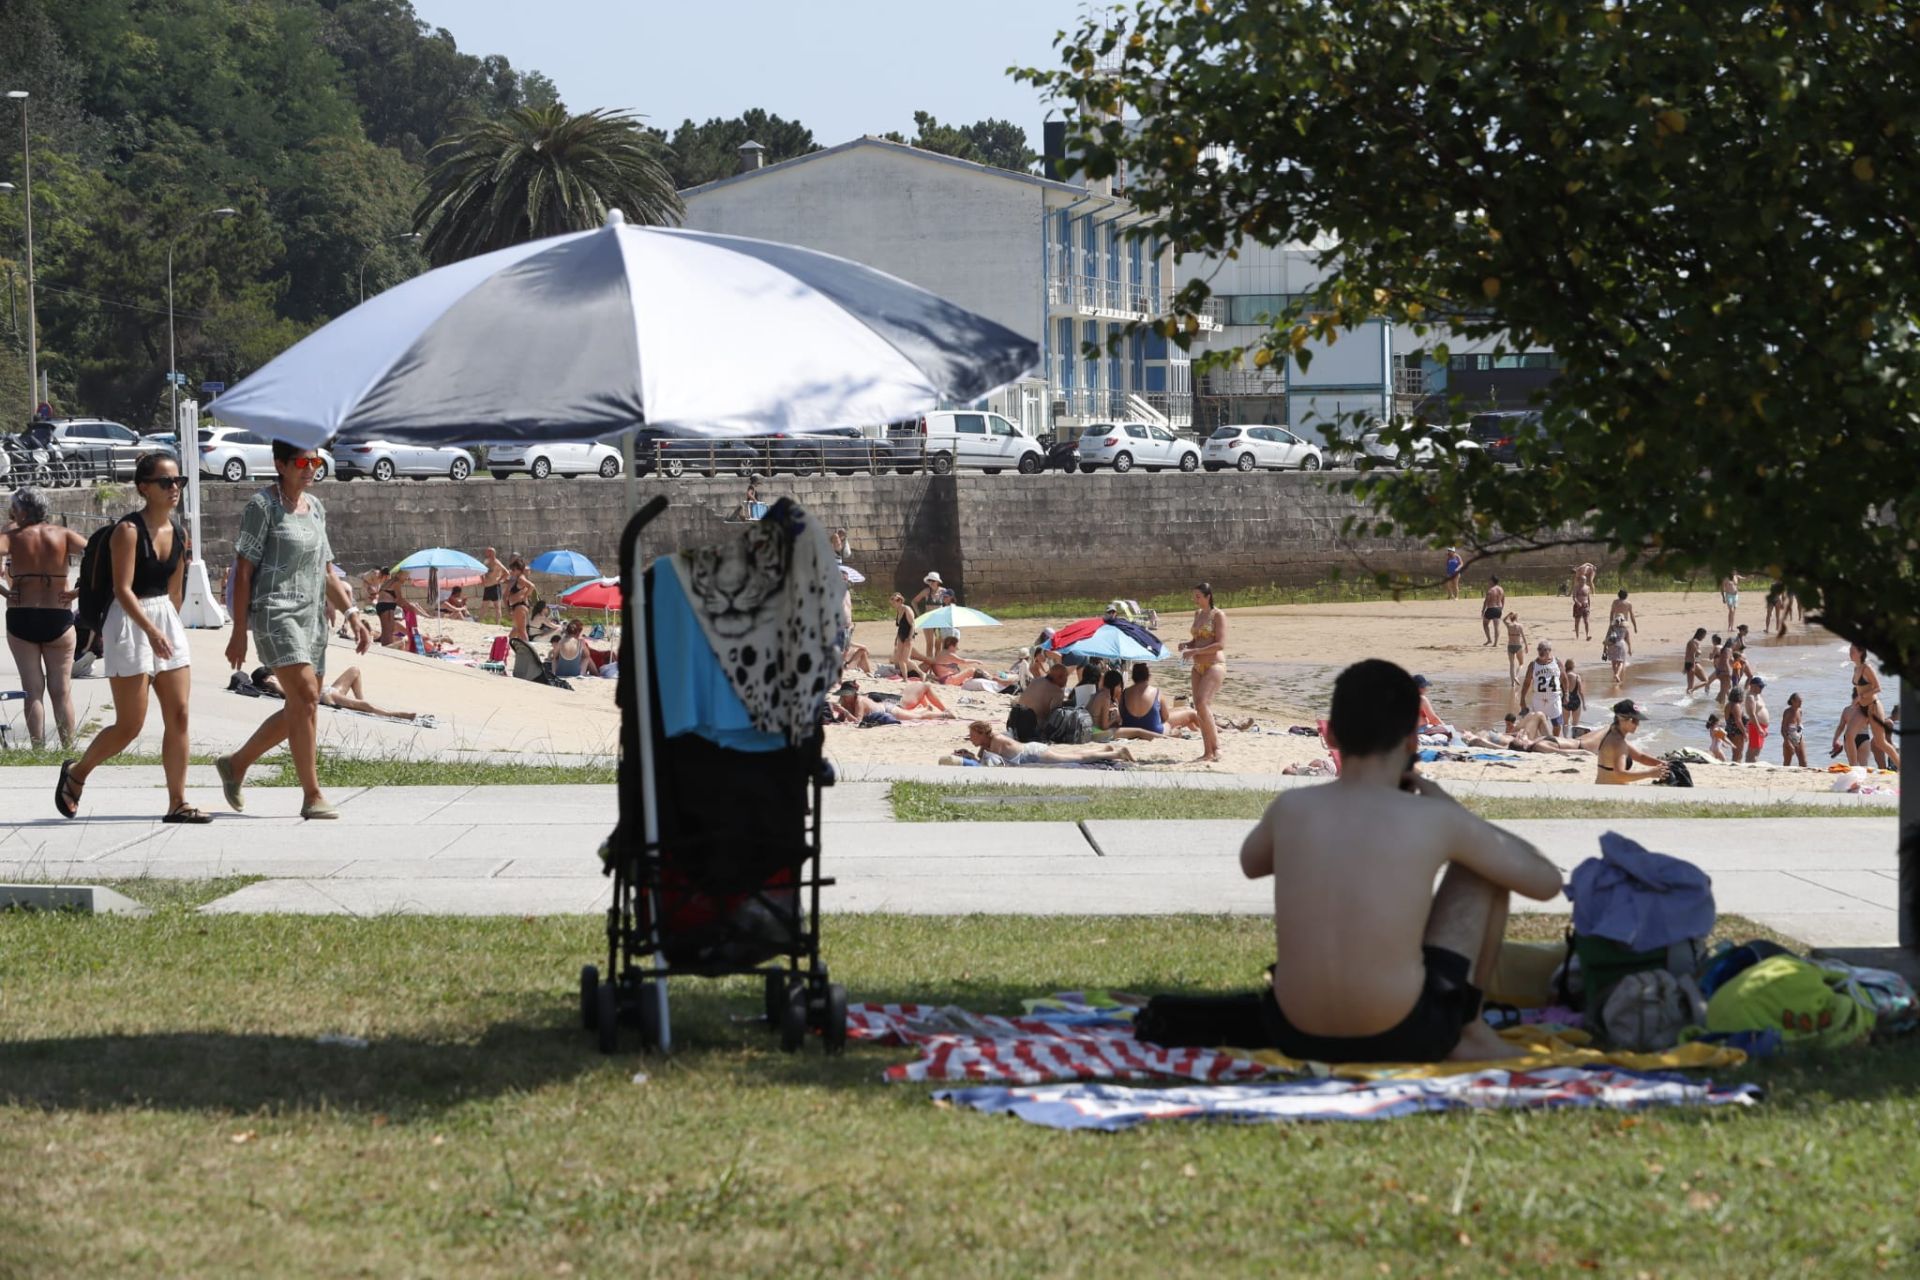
[822,983,849,1055]
[595,982,619,1055]
[764,970,789,1026]
[636,981,662,1051]
[580,964,600,1031]
[779,985,808,1053]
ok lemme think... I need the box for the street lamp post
[168,206,237,629]
[358,231,421,304]
[7,91,35,417]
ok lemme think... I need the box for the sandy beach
[825,588,1889,795]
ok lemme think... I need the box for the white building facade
[1176,242,1394,445]
[680,137,1197,437]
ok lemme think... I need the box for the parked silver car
[335,440,474,482]
[486,439,622,480]
[1076,422,1202,473]
[199,426,335,482]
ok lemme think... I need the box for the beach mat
[933,1069,1763,1131]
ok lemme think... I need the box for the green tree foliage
[651,109,820,189]
[1026,2,1920,675]
[885,112,1039,173]
[413,105,682,265]
[0,0,556,426]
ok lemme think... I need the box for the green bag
[1558,932,1705,1015]
[1705,955,1876,1050]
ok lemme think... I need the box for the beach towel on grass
[934,1070,1763,1131]
[850,1001,1747,1085]
[847,1002,1270,1085]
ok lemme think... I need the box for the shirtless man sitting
[1239,660,1563,1062]
[964,720,1135,766]
[1008,663,1071,741]
[1593,699,1671,784]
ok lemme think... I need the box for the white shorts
[1529,696,1562,722]
[103,596,191,679]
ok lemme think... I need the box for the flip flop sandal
[163,804,214,825]
[54,759,82,819]
[214,755,245,812]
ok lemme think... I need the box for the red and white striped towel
[847,1002,1275,1085]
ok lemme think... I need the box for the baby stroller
[580,495,849,1054]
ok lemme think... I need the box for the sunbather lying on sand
[1237,659,1563,1062]
[965,720,1135,765]
[1459,712,1601,754]
[830,680,954,726]
[253,666,431,725]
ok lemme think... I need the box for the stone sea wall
[41,473,1606,605]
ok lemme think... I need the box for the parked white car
[885,409,1045,474]
[486,440,622,480]
[1076,422,1202,474]
[334,440,474,482]
[200,426,335,482]
[1356,425,1480,469]
[1201,425,1324,472]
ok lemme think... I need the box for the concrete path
[0,766,1900,944]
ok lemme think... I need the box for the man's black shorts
[1258,946,1480,1063]
[482,584,502,602]
[1134,948,1482,1062]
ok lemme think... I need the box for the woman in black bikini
[888,592,916,678]
[1849,645,1901,770]
[0,486,88,749]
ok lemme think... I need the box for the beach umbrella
[559,576,623,630]
[391,547,488,628]
[1049,616,1169,660]
[914,604,1000,631]
[529,549,601,578]
[206,210,1038,450]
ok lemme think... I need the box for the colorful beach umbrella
[1050,617,1169,661]
[529,549,601,578]
[914,604,1000,631]
[560,578,624,611]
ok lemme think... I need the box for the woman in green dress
[216,440,372,819]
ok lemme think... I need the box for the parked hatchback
[1466,411,1557,465]
[486,439,622,480]
[1077,422,1202,473]
[886,410,1044,474]
[335,440,475,481]
[44,418,147,480]
[1201,425,1323,472]
[201,425,335,482]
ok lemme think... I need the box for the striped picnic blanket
[936,1070,1764,1131]
[847,1001,1272,1085]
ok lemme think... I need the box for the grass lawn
[889,782,1888,825]
[3,890,1914,1277]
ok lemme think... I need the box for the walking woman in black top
[57,453,210,822]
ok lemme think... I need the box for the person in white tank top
[1524,640,1563,732]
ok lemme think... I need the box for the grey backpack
[1043,706,1094,744]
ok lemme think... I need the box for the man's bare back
[1241,743,1561,1059]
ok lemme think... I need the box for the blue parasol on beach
[529,549,601,578]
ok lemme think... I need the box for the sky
[407,0,1085,146]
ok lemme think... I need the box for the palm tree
[413,106,683,265]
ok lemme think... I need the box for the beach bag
[1597,969,1709,1051]
[1042,706,1094,745]
[1566,833,1715,951]
[76,513,185,630]
[1697,939,1794,998]
[1811,959,1920,1036]
[1706,955,1875,1050]
[1652,759,1694,788]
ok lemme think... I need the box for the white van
[887,410,1045,475]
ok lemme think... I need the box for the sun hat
[924,571,942,583]
[1412,673,1430,689]
[1612,699,1651,719]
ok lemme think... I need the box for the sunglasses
[283,456,324,470]
[142,476,188,490]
